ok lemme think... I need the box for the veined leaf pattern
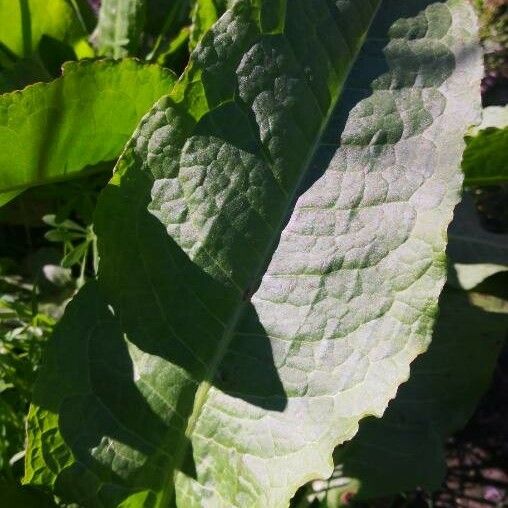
[25,1,481,506]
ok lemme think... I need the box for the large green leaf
[462,105,508,186]
[0,59,175,203]
[26,0,481,506]
[96,0,147,58]
[0,0,92,59]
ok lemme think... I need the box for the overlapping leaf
[0,0,92,59]
[462,105,508,186]
[0,59,175,205]
[25,0,481,506]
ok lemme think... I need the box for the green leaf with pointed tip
[0,59,175,200]
[96,0,147,58]
[26,0,482,506]
[322,284,508,502]
[0,0,92,59]
[462,105,508,186]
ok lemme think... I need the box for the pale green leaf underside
[26,1,481,507]
[0,59,175,198]
[328,284,508,501]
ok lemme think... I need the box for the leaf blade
[462,105,508,186]
[0,0,92,59]
[0,59,175,196]
[26,1,482,506]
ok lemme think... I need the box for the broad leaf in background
[26,0,481,506]
[0,0,92,59]
[301,281,508,504]
[448,193,508,289]
[0,59,175,206]
[462,105,508,186]
[96,0,147,58]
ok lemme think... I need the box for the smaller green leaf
[0,0,93,59]
[453,262,508,290]
[0,59,176,196]
[469,105,508,133]
[44,230,84,243]
[462,105,508,186]
[42,215,86,232]
[61,242,90,269]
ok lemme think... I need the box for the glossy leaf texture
[26,0,482,506]
[0,59,175,201]
[96,0,147,58]
[0,0,92,59]
[462,105,508,186]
